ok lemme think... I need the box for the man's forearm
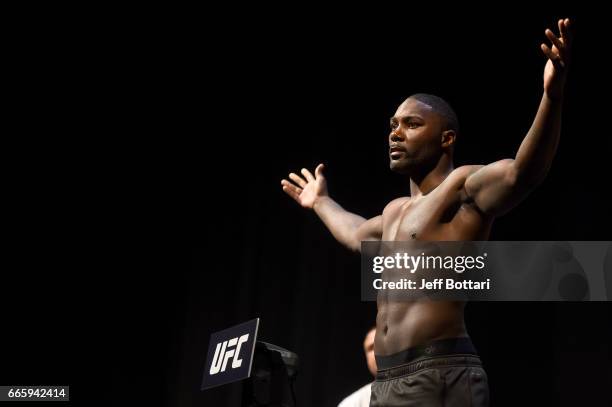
[313,196,366,250]
[514,92,563,186]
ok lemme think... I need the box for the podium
[201,319,299,407]
[241,341,299,407]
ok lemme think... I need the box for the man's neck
[409,155,454,198]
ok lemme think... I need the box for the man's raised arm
[281,164,382,252]
[464,18,573,217]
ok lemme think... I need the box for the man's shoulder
[383,196,411,213]
[444,165,488,189]
[452,164,486,178]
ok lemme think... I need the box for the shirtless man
[281,18,572,406]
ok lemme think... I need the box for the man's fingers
[541,43,565,69]
[545,29,565,58]
[281,180,302,201]
[557,19,565,40]
[281,179,303,194]
[560,18,572,45]
[541,43,556,62]
[315,163,325,179]
[288,172,307,187]
[301,168,315,182]
[282,185,301,202]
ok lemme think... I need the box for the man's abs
[374,299,468,355]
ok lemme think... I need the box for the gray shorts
[371,340,489,406]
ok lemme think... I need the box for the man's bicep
[464,159,526,217]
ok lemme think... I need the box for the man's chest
[381,183,486,241]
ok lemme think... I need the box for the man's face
[388,98,446,175]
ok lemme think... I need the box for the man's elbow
[345,243,361,253]
[344,235,361,253]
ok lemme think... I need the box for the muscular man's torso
[375,165,493,355]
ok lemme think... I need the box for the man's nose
[390,130,404,143]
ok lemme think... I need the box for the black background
[3,4,612,407]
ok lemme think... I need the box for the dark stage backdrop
[10,7,610,407]
[136,9,612,407]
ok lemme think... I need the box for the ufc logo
[209,334,249,375]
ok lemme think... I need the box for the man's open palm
[281,164,327,209]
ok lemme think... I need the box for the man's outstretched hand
[541,18,572,100]
[281,164,328,209]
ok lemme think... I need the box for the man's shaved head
[407,93,459,135]
[389,93,459,175]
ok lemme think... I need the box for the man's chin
[389,160,411,175]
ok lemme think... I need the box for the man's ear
[441,130,456,148]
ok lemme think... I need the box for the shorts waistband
[375,354,483,381]
[375,337,478,371]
